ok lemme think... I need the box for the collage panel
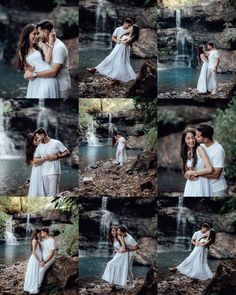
[158,98,236,197]
[0,197,79,294]
[0,0,78,99]
[79,0,157,98]
[157,197,236,295]
[78,98,157,198]
[157,0,236,99]
[79,197,157,294]
[0,99,78,197]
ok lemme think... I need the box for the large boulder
[135,237,157,266]
[131,28,157,58]
[209,232,236,259]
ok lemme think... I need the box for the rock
[127,135,145,149]
[205,260,236,295]
[135,238,157,265]
[131,29,157,58]
[136,264,158,295]
[132,150,157,171]
[209,232,236,259]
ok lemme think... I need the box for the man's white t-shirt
[113,26,128,39]
[117,137,126,150]
[124,233,138,257]
[42,237,56,261]
[208,49,220,70]
[192,230,205,242]
[201,141,227,192]
[34,139,67,176]
[52,39,71,91]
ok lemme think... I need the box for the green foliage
[0,211,10,234]
[53,0,66,7]
[157,109,184,125]
[58,217,78,256]
[219,197,236,213]
[52,197,79,217]
[163,0,210,8]
[223,28,236,49]
[213,98,236,179]
[145,127,157,150]
[52,8,78,37]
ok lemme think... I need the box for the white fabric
[38,258,55,288]
[34,139,67,176]
[192,230,205,241]
[177,238,213,281]
[183,150,212,197]
[116,137,127,165]
[52,39,71,91]
[197,59,213,93]
[24,241,42,294]
[95,26,136,82]
[124,233,138,284]
[207,69,217,92]
[26,51,59,98]
[208,49,220,70]
[42,237,56,260]
[28,163,45,197]
[102,240,129,286]
[212,190,225,197]
[43,174,60,196]
[201,142,227,193]
[59,89,69,99]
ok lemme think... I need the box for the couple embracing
[181,123,227,197]
[17,20,71,99]
[24,228,56,294]
[24,127,70,197]
[102,225,139,291]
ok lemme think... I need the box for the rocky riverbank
[79,151,157,197]
[0,256,78,295]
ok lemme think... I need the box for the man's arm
[128,244,140,251]
[57,149,70,160]
[191,239,199,246]
[29,63,62,79]
[112,35,118,43]
[32,156,48,165]
[215,57,220,70]
[44,249,55,264]
[204,167,223,179]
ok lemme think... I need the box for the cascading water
[0,99,18,159]
[0,41,6,61]
[174,197,191,250]
[92,0,112,48]
[4,217,19,245]
[25,213,31,238]
[175,9,194,68]
[107,113,113,145]
[86,121,100,146]
[37,99,49,130]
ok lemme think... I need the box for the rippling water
[0,241,30,265]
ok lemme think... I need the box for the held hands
[43,153,59,162]
[40,261,45,268]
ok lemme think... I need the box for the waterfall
[175,9,194,68]
[107,113,113,145]
[37,99,48,130]
[25,213,31,238]
[174,197,191,250]
[86,121,100,146]
[92,0,112,49]
[4,218,19,245]
[0,99,18,159]
[99,197,113,249]
[0,41,5,61]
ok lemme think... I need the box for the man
[117,225,139,289]
[33,127,70,196]
[26,20,71,99]
[114,133,127,166]
[195,123,227,197]
[207,42,220,95]
[38,228,56,289]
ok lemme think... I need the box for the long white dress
[26,51,59,98]
[116,137,127,165]
[28,164,45,197]
[183,151,212,197]
[197,56,213,93]
[95,35,136,82]
[102,240,129,286]
[177,239,213,280]
[24,241,42,294]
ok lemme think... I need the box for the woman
[17,23,59,98]
[197,45,213,94]
[24,229,42,294]
[87,25,139,84]
[25,133,45,197]
[113,134,127,166]
[181,127,213,196]
[102,226,129,289]
[169,229,215,281]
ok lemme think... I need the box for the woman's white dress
[116,137,127,165]
[177,239,213,280]
[95,36,136,82]
[28,164,45,197]
[26,51,59,98]
[24,241,42,294]
[183,150,212,197]
[102,240,129,286]
[197,58,213,93]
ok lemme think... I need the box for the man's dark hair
[207,42,214,48]
[123,18,133,25]
[41,228,49,234]
[196,124,214,140]
[118,225,128,233]
[34,127,47,136]
[36,20,54,32]
[201,223,210,230]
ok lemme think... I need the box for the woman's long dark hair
[180,127,198,174]
[131,24,139,42]
[108,226,118,245]
[17,23,44,71]
[208,229,216,245]
[25,133,36,165]
[31,229,41,252]
[198,45,207,61]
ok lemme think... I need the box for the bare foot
[86,67,96,74]
[168,267,177,273]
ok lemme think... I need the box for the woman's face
[185,132,196,148]
[111,227,117,237]
[33,136,40,146]
[37,232,41,239]
[29,29,39,45]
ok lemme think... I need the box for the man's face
[123,22,132,29]
[207,44,212,51]
[37,27,49,42]
[41,231,46,238]
[201,227,208,233]
[117,228,122,235]
[35,133,45,143]
[195,130,204,144]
